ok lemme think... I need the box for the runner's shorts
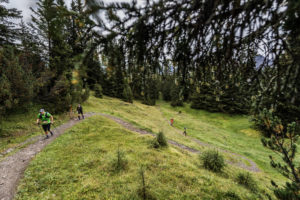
[42,124,51,132]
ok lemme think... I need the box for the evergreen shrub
[122,83,133,103]
[161,79,173,101]
[94,84,103,98]
[170,86,183,107]
[143,94,156,106]
[236,172,257,192]
[191,84,218,112]
[137,166,156,200]
[217,191,241,200]
[200,150,225,172]
[48,74,72,113]
[142,79,158,106]
[111,148,128,172]
[81,86,90,102]
[152,132,168,148]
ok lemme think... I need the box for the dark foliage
[142,78,158,106]
[200,150,225,172]
[170,85,183,107]
[111,147,128,172]
[122,82,133,103]
[0,0,21,45]
[261,114,300,199]
[161,79,173,101]
[216,191,241,200]
[94,84,103,98]
[137,166,156,200]
[236,172,257,192]
[152,131,168,148]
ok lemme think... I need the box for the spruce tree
[161,79,173,101]
[0,74,12,116]
[94,83,103,98]
[170,84,183,107]
[29,0,57,62]
[191,83,217,112]
[48,73,72,113]
[0,46,35,112]
[0,0,21,45]
[28,0,94,111]
[122,80,133,103]
[142,78,158,106]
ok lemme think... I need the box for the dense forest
[1,0,300,198]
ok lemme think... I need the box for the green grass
[0,105,69,156]
[157,101,300,181]
[16,116,270,200]
[12,95,298,199]
[83,96,292,183]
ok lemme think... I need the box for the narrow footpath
[0,113,96,200]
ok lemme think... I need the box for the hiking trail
[100,113,260,172]
[0,113,96,200]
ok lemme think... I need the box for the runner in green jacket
[36,109,54,139]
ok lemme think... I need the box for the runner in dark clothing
[77,104,84,120]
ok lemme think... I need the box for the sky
[7,0,143,22]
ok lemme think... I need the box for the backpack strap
[39,112,50,119]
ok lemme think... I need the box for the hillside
[1,0,300,199]
[3,95,294,199]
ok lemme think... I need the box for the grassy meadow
[16,115,270,200]
[83,96,293,181]
[13,95,299,199]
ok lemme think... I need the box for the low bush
[217,191,241,200]
[81,86,90,102]
[122,83,133,103]
[152,132,168,148]
[236,172,257,192]
[111,148,128,172]
[137,166,156,200]
[200,150,225,172]
[170,86,183,107]
[94,84,103,98]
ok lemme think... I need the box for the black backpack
[39,112,50,119]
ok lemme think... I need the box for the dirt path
[101,113,260,172]
[155,106,261,172]
[100,113,200,153]
[0,113,95,200]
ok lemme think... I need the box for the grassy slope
[16,115,268,200]
[14,95,297,199]
[0,105,69,156]
[83,96,290,182]
[157,101,296,181]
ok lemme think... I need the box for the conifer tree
[0,46,35,112]
[191,83,217,112]
[29,0,57,62]
[122,80,133,103]
[161,78,173,102]
[142,77,158,106]
[0,0,21,45]
[170,83,183,107]
[261,116,300,199]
